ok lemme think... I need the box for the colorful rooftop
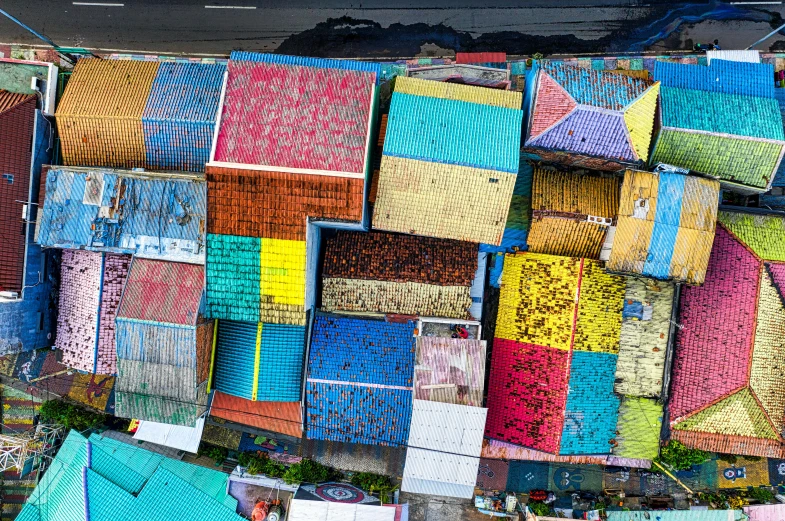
[0,90,36,294]
[607,169,719,285]
[209,391,302,437]
[373,77,523,245]
[669,211,785,457]
[18,430,242,521]
[114,258,212,426]
[212,320,305,402]
[212,59,376,175]
[37,167,207,264]
[321,230,478,318]
[486,253,623,455]
[205,234,306,325]
[651,59,785,192]
[306,314,416,446]
[524,63,659,171]
[414,337,487,407]
[526,167,619,259]
[55,59,225,172]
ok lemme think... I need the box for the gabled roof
[654,58,774,97]
[213,60,376,175]
[20,430,241,521]
[117,258,203,326]
[540,63,651,111]
[669,211,785,457]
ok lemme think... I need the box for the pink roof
[669,227,759,420]
[117,259,203,326]
[484,339,570,453]
[214,61,375,174]
[744,504,785,521]
[455,52,506,64]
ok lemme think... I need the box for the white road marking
[205,5,257,8]
[730,2,782,4]
[72,2,125,5]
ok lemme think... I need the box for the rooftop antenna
[0,424,63,474]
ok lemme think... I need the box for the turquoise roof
[660,86,784,141]
[384,92,522,174]
[18,431,242,521]
[654,59,774,98]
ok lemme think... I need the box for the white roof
[286,500,396,521]
[706,50,760,64]
[401,400,487,499]
[132,416,205,453]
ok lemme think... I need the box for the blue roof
[230,51,382,83]
[37,168,206,262]
[384,92,522,174]
[560,351,620,455]
[541,63,650,111]
[308,314,416,387]
[306,381,413,446]
[142,62,226,172]
[660,86,784,141]
[214,320,306,402]
[653,59,775,98]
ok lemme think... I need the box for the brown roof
[531,168,619,218]
[671,429,785,459]
[206,165,364,241]
[210,391,302,437]
[0,91,36,292]
[322,230,477,285]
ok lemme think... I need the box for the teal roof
[661,86,784,141]
[18,430,241,521]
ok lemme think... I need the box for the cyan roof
[19,431,241,521]
[654,59,775,97]
[229,51,382,82]
[384,92,522,174]
[660,86,784,140]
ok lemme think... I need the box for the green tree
[656,441,710,471]
[38,400,106,431]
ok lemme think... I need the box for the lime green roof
[18,430,242,521]
[718,211,785,262]
[614,397,663,460]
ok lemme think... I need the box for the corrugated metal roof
[401,400,486,499]
[287,500,396,521]
[744,503,785,521]
[210,391,302,437]
[117,258,204,326]
[607,511,737,521]
[414,337,486,406]
[37,168,207,263]
[455,52,506,64]
[214,60,375,173]
[707,50,760,64]
[116,320,198,368]
[229,51,382,83]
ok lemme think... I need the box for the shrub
[656,441,710,471]
[717,453,738,464]
[38,400,106,431]
[239,451,286,478]
[350,472,393,492]
[282,459,331,485]
[198,443,228,465]
[747,487,774,504]
[528,502,550,516]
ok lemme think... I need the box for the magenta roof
[117,259,204,326]
[214,61,375,174]
[669,226,759,420]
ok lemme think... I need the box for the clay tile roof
[210,391,302,437]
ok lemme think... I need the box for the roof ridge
[747,384,785,442]
[0,89,36,117]
[670,384,749,425]
[764,262,785,307]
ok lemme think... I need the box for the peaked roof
[0,89,35,115]
[540,63,652,110]
[19,430,241,521]
[670,211,785,456]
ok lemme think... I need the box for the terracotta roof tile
[211,391,302,437]
[206,165,363,241]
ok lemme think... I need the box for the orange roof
[210,392,302,437]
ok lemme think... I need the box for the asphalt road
[0,0,781,57]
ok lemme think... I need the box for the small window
[2,174,13,185]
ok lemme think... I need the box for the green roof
[18,431,241,521]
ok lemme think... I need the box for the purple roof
[526,107,635,161]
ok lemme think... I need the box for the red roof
[455,52,507,64]
[0,91,36,293]
[117,259,204,326]
[214,61,375,174]
[210,391,302,437]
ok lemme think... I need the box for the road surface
[0,0,783,57]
